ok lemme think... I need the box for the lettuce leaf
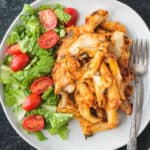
[26,16,41,36]
[34,131,48,141]
[13,105,26,121]
[0,65,13,84]
[23,4,36,14]
[57,125,69,140]
[3,55,12,66]
[34,54,54,74]
[50,113,73,129]
[48,125,69,140]
[7,31,20,45]
[4,85,29,107]
[48,113,72,139]
[42,87,58,105]
[7,25,26,45]
[55,9,71,24]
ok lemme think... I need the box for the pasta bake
[52,9,134,137]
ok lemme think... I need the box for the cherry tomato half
[22,93,41,111]
[64,8,78,27]
[30,76,53,94]
[39,9,57,30]
[6,44,22,55]
[10,53,30,72]
[38,30,59,49]
[22,115,44,132]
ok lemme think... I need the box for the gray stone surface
[0,0,150,150]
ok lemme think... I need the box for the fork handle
[127,77,143,150]
[127,109,137,150]
[127,137,137,150]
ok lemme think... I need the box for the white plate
[0,0,150,150]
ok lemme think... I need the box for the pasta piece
[83,42,108,79]
[80,9,109,33]
[100,62,113,88]
[119,37,132,67]
[96,108,106,121]
[75,81,95,107]
[78,103,101,124]
[84,79,95,94]
[101,21,127,33]
[110,31,125,58]
[110,31,132,67]
[107,80,121,109]
[106,55,125,101]
[83,51,104,78]
[69,33,108,57]
[93,76,107,108]
[83,108,118,136]
[119,99,133,115]
[93,63,113,108]
[74,90,101,124]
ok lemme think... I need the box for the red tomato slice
[22,93,41,111]
[6,44,22,55]
[64,8,78,27]
[39,9,57,30]
[10,53,30,72]
[38,30,59,49]
[30,76,53,94]
[22,115,44,132]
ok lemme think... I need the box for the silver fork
[127,39,149,150]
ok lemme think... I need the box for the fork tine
[144,40,149,66]
[132,39,137,65]
[132,39,135,64]
[142,40,145,64]
[140,39,144,64]
[138,39,141,63]
[138,39,143,64]
[135,39,139,64]
[130,40,135,66]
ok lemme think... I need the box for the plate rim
[0,0,150,149]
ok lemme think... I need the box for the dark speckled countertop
[0,0,150,150]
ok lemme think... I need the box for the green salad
[0,3,78,140]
